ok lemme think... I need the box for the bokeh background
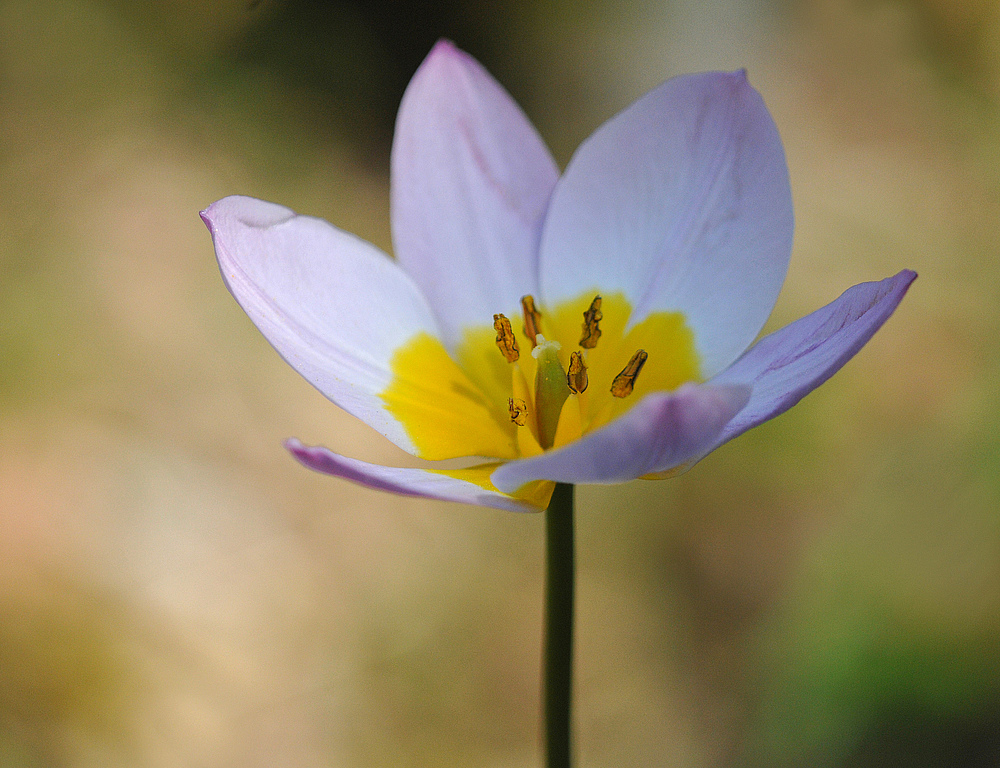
[2,0,998,765]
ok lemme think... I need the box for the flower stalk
[544,482,575,768]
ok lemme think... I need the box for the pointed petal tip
[200,197,228,226]
[429,37,458,57]
[285,436,313,463]
[894,268,918,299]
[420,38,474,75]
[200,195,297,232]
[722,68,759,99]
[870,268,917,307]
[698,68,750,92]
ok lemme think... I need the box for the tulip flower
[204,40,915,767]
[202,41,913,514]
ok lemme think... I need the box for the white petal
[490,383,750,492]
[286,439,541,513]
[203,195,439,454]
[539,71,793,377]
[391,40,559,347]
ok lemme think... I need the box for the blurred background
[1,0,998,765]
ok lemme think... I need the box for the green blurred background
[1,0,998,765]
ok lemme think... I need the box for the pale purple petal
[286,439,540,513]
[490,383,751,492]
[203,195,439,455]
[539,71,793,377]
[391,39,559,347]
[705,269,916,453]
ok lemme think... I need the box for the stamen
[611,349,648,398]
[493,313,519,363]
[566,350,589,394]
[579,295,603,349]
[508,397,528,426]
[520,295,542,348]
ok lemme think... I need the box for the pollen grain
[508,397,528,426]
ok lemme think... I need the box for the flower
[202,40,915,513]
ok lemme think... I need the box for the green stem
[544,482,575,768]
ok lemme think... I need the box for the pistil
[533,336,570,449]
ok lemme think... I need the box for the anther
[493,313,519,363]
[611,350,648,398]
[520,295,542,348]
[566,350,589,394]
[508,397,528,426]
[579,295,603,349]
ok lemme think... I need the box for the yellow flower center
[379,291,701,504]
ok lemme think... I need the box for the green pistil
[533,337,570,450]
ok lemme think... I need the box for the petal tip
[724,68,758,99]
[879,268,917,304]
[420,37,474,76]
[203,195,297,231]
[429,37,458,57]
[199,207,214,233]
[284,437,314,466]
[699,68,751,93]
